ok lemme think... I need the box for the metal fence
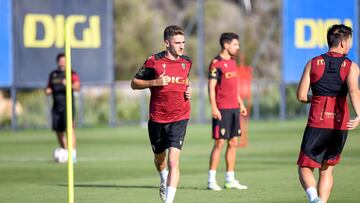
[0,79,308,129]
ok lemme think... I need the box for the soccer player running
[131,25,192,203]
[207,33,248,191]
[45,53,80,163]
[297,24,360,203]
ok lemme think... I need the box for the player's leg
[208,139,224,190]
[223,109,247,189]
[225,136,237,181]
[316,130,347,203]
[298,166,322,203]
[148,120,168,202]
[53,110,67,149]
[165,147,181,203]
[208,115,225,190]
[56,131,67,148]
[317,164,334,203]
[224,137,247,189]
[297,127,331,202]
[164,119,188,203]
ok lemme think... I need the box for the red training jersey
[307,52,351,130]
[208,56,239,109]
[135,51,192,123]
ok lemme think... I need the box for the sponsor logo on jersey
[224,71,238,79]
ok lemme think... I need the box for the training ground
[1,119,359,203]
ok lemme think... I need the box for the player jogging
[131,25,192,203]
[45,53,80,163]
[207,32,248,191]
[296,24,360,203]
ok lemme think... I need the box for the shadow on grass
[56,184,206,190]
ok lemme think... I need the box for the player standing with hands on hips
[131,25,192,203]
[207,33,248,191]
[297,24,360,203]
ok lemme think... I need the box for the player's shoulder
[180,55,192,63]
[49,69,60,76]
[153,51,166,60]
[210,55,222,66]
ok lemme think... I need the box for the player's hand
[240,105,247,116]
[62,79,66,85]
[185,82,192,99]
[212,107,222,120]
[347,116,360,130]
[154,76,170,86]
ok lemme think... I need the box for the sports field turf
[0,120,359,203]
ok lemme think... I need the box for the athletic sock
[225,171,235,182]
[165,186,176,203]
[305,187,318,202]
[208,170,217,183]
[159,169,168,182]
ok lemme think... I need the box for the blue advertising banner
[282,0,358,83]
[13,0,114,87]
[0,0,12,87]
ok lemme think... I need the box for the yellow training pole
[65,21,75,203]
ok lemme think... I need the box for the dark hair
[164,25,184,41]
[56,52,65,62]
[220,32,239,49]
[327,24,352,48]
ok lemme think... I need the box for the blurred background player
[296,24,360,203]
[131,25,192,203]
[207,33,248,191]
[45,53,80,163]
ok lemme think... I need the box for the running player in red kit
[297,24,360,203]
[131,25,192,203]
[207,33,248,191]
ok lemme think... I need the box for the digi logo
[168,76,187,84]
[294,18,353,49]
[23,14,101,48]
[224,71,238,79]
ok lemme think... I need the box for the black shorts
[212,108,241,140]
[297,126,348,168]
[148,119,189,154]
[52,109,66,132]
[52,109,75,132]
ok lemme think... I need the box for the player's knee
[228,138,238,148]
[167,158,179,170]
[154,152,166,166]
[214,139,225,149]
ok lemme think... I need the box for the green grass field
[1,120,359,203]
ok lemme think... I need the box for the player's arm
[72,72,80,92]
[346,62,360,130]
[209,79,221,120]
[45,74,52,95]
[297,60,312,103]
[45,87,52,95]
[238,95,247,116]
[185,81,192,99]
[131,67,170,90]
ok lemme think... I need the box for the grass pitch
[0,119,359,203]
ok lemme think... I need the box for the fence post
[279,82,286,120]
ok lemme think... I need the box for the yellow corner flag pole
[65,22,75,203]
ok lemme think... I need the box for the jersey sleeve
[72,71,80,84]
[134,57,156,80]
[208,63,221,80]
[46,72,52,88]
